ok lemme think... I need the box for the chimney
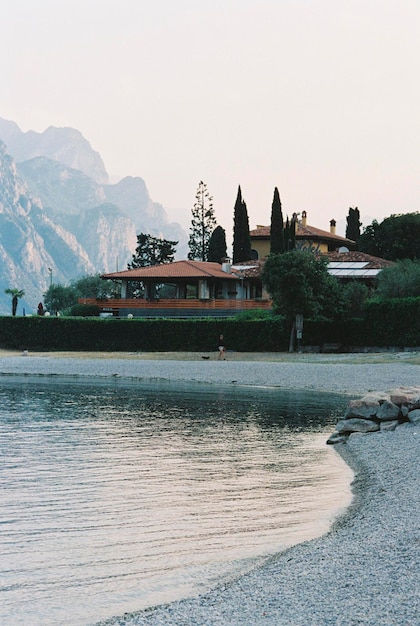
[301,210,307,227]
[221,258,231,273]
[330,219,336,235]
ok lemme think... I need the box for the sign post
[295,314,304,351]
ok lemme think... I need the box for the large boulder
[376,400,401,421]
[380,420,399,432]
[336,418,380,434]
[344,400,380,420]
[407,409,420,425]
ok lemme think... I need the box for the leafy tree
[188,181,216,261]
[128,233,177,268]
[270,187,284,254]
[262,250,342,349]
[44,284,77,314]
[341,280,369,317]
[374,259,420,298]
[232,185,252,263]
[42,274,117,314]
[71,274,117,299]
[359,212,420,260]
[4,288,25,316]
[345,207,361,247]
[208,225,227,263]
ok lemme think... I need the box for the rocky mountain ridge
[0,117,187,315]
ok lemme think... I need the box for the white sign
[296,314,304,331]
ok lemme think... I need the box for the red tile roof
[232,251,393,279]
[232,260,266,278]
[250,223,354,244]
[102,260,239,281]
[325,251,394,269]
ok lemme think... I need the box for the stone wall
[327,386,420,444]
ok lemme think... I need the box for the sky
[1,0,419,237]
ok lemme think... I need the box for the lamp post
[48,267,53,288]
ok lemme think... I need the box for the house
[79,259,271,317]
[78,213,390,317]
[232,250,393,295]
[325,250,393,286]
[250,211,355,259]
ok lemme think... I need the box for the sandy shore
[105,426,419,626]
[1,350,419,625]
[0,349,419,395]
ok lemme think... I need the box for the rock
[344,400,379,419]
[389,389,413,405]
[360,392,390,403]
[376,401,401,421]
[328,385,420,443]
[336,418,379,434]
[407,409,420,425]
[326,432,348,445]
[401,405,409,417]
[380,420,399,432]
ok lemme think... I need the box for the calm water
[0,377,353,626]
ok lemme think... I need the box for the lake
[0,377,353,625]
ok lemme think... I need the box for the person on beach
[218,334,226,360]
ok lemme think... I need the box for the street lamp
[48,267,52,288]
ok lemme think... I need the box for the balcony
[78,297,272,316]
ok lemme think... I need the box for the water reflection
[0,378,352,626]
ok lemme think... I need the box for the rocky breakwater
[327,385,420,444]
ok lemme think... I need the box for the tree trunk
[288,321,296,352]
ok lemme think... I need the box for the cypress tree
[283,215,297,252]
[290,214,297,251]
[232,186,252,263]
[208,225,227,263]
[346,207,361,248]
[232,186,243,263]
[270,187,284,254]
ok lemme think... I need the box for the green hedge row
[0,297,418,352]
[364,297,420,346]
[0,316,289,352]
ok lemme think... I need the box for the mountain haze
[0,117,187,315]
[0,118,108,184]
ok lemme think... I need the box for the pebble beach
[0,350,419,625]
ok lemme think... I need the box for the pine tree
[128,233,177,268]
[270,187,284,254]
[232,186,252,263]
[188,181,216,261]
[208,225,227,263]
[346,207,361,247]
[127,233,177,299]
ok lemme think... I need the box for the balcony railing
[78,297,272,311]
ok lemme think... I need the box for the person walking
[218,334,226,360]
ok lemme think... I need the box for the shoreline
[110,426,418,626]
[1,351,419,624]
[0,350,419,396]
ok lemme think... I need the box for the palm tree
[4,288,25,316]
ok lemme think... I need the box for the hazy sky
[2,0,419,235]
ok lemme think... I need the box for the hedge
[0,297,418,352]
[0,316,289,352]
[364,297,420,346]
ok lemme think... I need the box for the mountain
[0,118,108,184]
[0,117,188,315]
[0,141,95,314]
